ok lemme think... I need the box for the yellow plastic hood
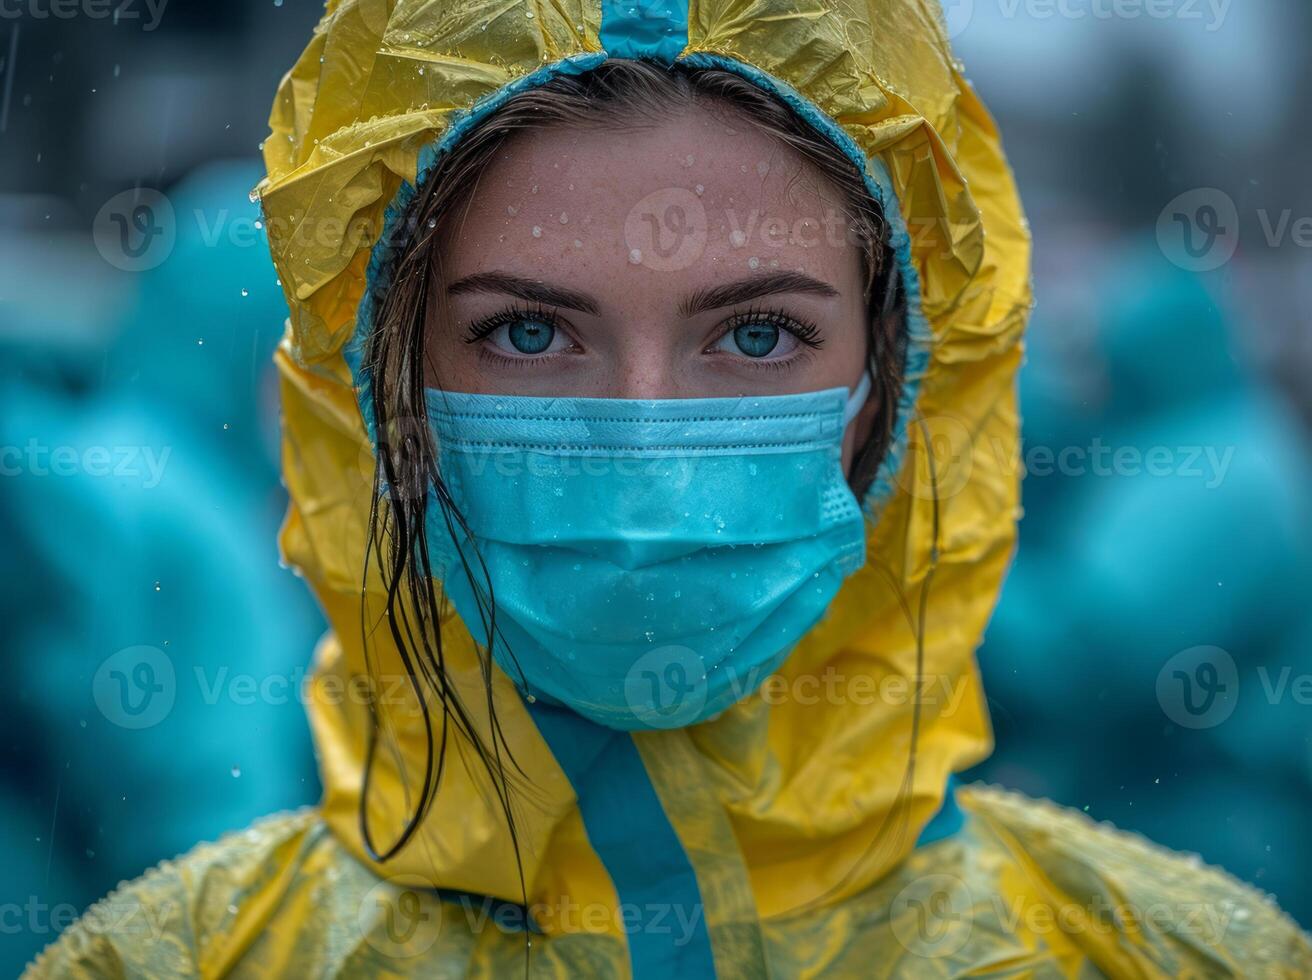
[257,0,1030,958]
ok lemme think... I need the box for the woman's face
[425,104,877,472]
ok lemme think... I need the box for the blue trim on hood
[600,0,688,63]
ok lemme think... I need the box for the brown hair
[357,59,907,873]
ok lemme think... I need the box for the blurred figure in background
[1,162,323,976]
[972,235,1312,921]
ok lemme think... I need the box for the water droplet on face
[531,226,542,238]
[747,257,760,270]
[572,239,583,249]
[506,204,517,216]
[628,248,642,264]
[729,230,747,248]
[694,184,704,196]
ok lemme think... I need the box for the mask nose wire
[842,372,873,428]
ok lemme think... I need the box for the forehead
[437,103,863,294]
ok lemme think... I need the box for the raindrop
[231,766,242,778]
[240,288,249,297]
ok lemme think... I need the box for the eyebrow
[444,268,840,318]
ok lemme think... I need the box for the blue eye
[732,322,780,358]
[508,319,554,354]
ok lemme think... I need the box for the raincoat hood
[258,0,1029,956]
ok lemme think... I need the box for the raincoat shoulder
[24,789,1312,978]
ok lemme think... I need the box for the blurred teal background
[2,1,1310,973]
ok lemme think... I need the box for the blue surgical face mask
[424,375,871,730]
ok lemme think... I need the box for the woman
[29,0,1311,976]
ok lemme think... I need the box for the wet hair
[357,58,908,891]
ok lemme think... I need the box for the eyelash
[461,302,824,370]
[712,304,824,362]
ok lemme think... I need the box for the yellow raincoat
[27,0,1312,976]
